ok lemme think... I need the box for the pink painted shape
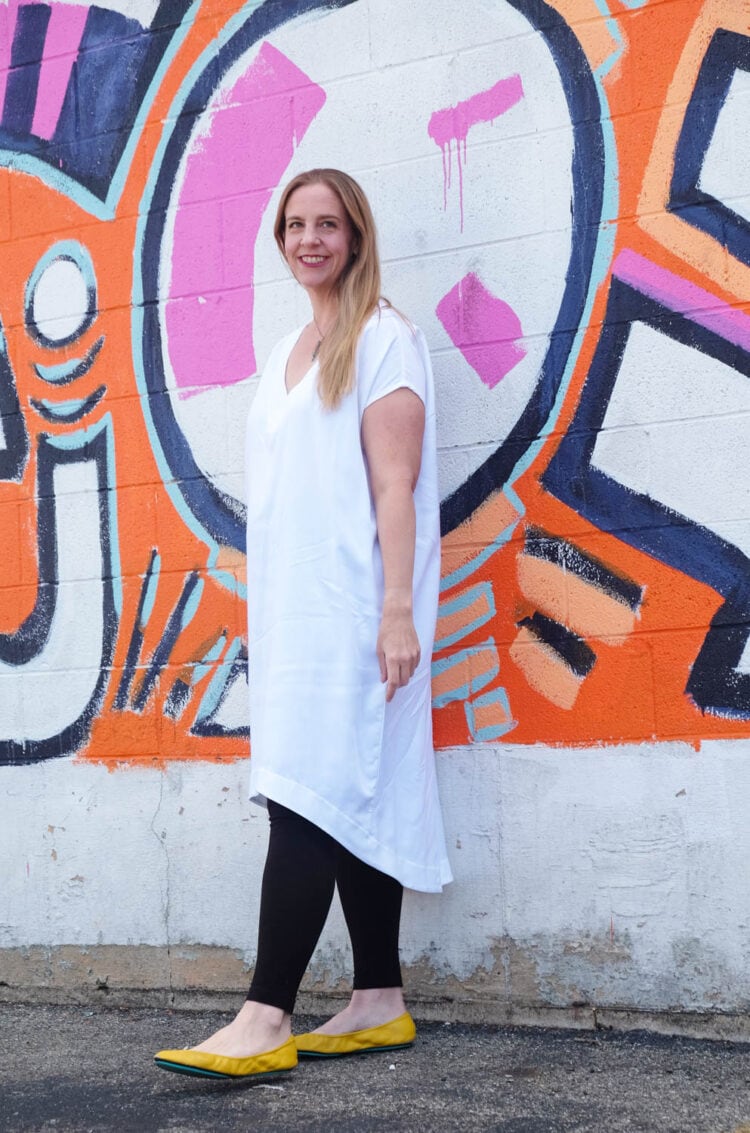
[31,3,88,140]
[436,272,526,389]
[428,75,523,231]
[166,41,325,396]
[0,1,21,118]
[615,249,750,354]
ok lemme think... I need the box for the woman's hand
[377,596,421,702]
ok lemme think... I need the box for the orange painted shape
[550,0,621,74]
[509,625,584,711]
[516,555,637,643]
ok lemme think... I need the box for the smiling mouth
[300,256,327,264]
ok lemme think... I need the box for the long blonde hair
[274,168,388,409]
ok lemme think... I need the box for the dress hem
[249,768,452,894]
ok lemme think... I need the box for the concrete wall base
[2,946,748,1044]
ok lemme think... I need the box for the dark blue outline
[439,0,605,535]
[543,277,750,717]
[0,428,119,764]
[140,0,603,547]
[668,29,750,268]
[139,0,357,551]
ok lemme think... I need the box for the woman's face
[282,182,356,297]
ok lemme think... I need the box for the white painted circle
[32,258,90,343]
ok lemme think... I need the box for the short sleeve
[358,309,428,414]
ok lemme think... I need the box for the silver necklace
[311,315,324,362]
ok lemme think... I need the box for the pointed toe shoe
[154,1035,298,1079]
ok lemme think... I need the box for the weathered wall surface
[2,0,750,1032]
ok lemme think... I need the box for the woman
[155,169,451,1081]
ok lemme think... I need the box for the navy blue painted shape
[2,3,51,137]
[0,428,119,764]
[0,339,30,482]
[519,612,596,677]
[0,0,191,202]
[139,0,358,551]
[543,277,750,717]
[669,29,750,268]
[439,0,605,535]
[164,677,192,719]
[524,526,643,610]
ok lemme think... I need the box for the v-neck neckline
[284,327,318,396]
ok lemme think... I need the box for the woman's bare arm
[361,387,425,702]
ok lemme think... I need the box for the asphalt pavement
[1,1004,749,1132]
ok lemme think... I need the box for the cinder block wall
[2,0,750,1037]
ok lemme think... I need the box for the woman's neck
[308,291,339,336]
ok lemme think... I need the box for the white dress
[245,305,452,892]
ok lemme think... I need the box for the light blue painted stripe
[44,412,109,450]
[439,513,520,593]
[195,635,243,723]
[207,566,247,600]
[435,581,496,651]
[431,639,499,709]
[35,354,91,383]
[192,631,228,686]
[36,395,90,414]
[464,686,515,742]
[0,152,114,219]
[593,0,625,80]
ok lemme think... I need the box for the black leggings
[246,800,404,1014]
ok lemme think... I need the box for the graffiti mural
[0,0,749,765]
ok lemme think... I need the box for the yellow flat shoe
[154,1035,298,1079]
[294,1012,416,1058]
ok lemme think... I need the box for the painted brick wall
[2,0,750,1030]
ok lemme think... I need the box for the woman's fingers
[383,650,421,701]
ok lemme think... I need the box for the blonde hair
[274,168,389,409]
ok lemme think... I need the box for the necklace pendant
[311,338,322,362]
